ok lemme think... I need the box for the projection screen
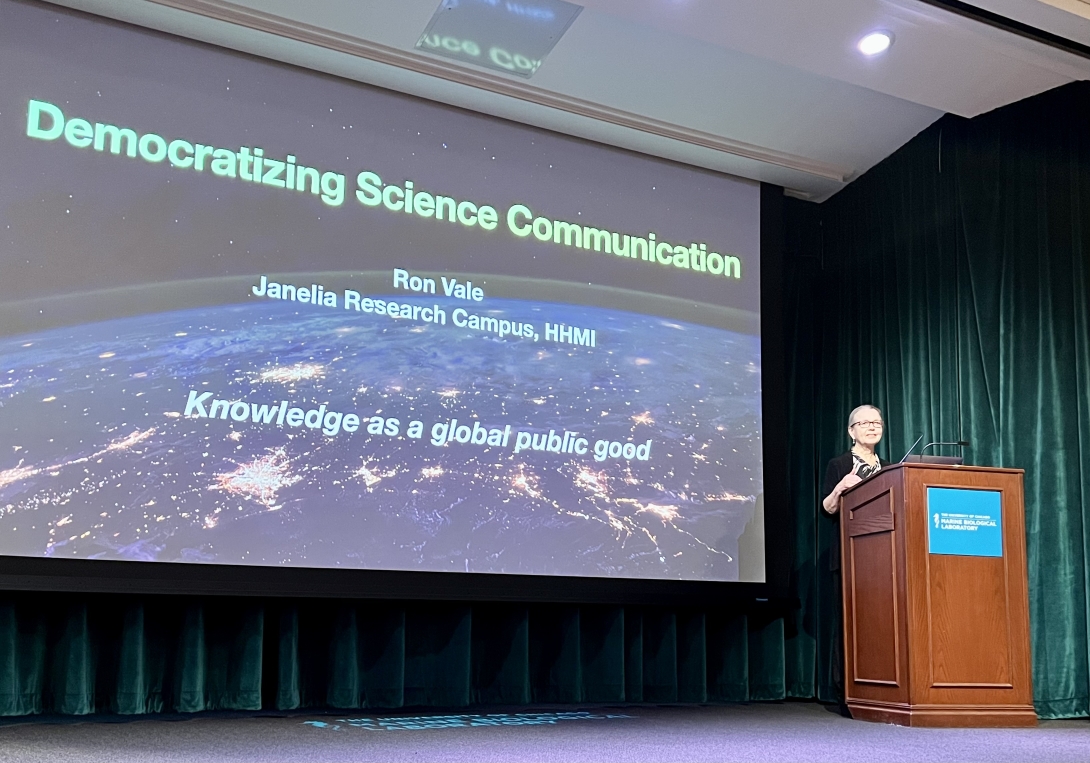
[0,0,767,589]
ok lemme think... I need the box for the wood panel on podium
[839,462,1035,727]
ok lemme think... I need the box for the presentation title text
[25,99,743,280]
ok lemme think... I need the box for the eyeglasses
[851,420,884,429]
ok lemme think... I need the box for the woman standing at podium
[820,404,887,705]
[822,405,887,515]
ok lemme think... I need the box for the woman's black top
[821,451,887,571]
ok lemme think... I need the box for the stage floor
[0,702,1086,762]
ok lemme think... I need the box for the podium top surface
[842,461,1024,496]
[881,462,1023,475]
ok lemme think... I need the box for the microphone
[922,440,970,454]
[900,433,925,463]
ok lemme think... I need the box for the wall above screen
[45,0,1090,201]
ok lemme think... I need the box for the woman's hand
[822,463,863,515]
[839,470,863,492]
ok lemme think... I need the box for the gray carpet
[0,703,1086,762]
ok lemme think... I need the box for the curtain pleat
[471,605,530,706]
[706,612,749,701]
[403,604,472,708]
[50,601,92,715]
[0,601,46,716]
[528,606,581,703]
[579,606,624,703]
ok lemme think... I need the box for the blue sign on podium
[927,487,1003,557]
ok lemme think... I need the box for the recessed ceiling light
[858,30,893,56]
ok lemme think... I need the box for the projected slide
[0,1,764,582]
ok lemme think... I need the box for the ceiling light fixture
[857,30,893,56]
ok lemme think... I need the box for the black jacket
[821,452,887,571]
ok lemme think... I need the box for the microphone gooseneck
[921,440,970,454]
[900,433,926,463]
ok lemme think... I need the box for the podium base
[847,700,1038,728]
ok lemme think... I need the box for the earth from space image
[0,295,763,581]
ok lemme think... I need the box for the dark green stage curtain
[785,81,1090,719]
[0,595,804,715]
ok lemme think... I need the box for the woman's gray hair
[848,404,883,427]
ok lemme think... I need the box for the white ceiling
[46,0,1090,201]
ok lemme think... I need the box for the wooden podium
[839,463,1035,727]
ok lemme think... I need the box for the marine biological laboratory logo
[934,513,940,528]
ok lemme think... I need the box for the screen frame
[0,3,794,605]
